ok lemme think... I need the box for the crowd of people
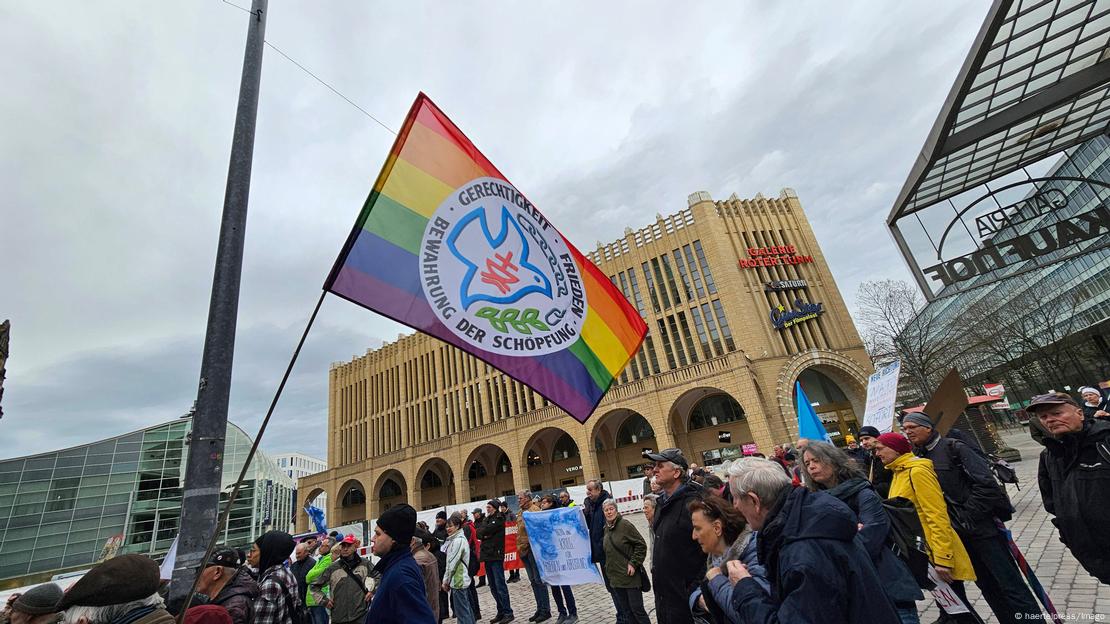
[4,389,1108,624]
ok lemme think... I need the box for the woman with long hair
[801,441,923,623]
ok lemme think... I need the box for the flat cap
[58,555,160,609]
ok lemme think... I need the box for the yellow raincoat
[886,453,977,581]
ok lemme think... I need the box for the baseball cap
[206,549,240,568]
[644,448,689,469]
[339,534,358,545]
[1027,392,1079,410]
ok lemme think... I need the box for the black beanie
[378,503,417,546]
[858,426,881,438]
[255,530,295,572]
[436,511,447,520]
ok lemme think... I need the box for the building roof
[888,0,1110,224]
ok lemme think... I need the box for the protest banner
[862,360,901,433]
[522,507,602,585]
[504,521,522,571]
[927,567,971,614]
[742,443,759,456]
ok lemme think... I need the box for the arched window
[379,478,403,498]
[688,395,745,430]
[420,470,443,489]
[468,461,487,479]
[527,450,542,466]
[551,434,580,461]
[616,414,656,446]
[341,486,365,507]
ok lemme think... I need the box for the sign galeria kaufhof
[738,245,824,331]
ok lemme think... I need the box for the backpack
[946,438,1014,522]
[882,495,935,590]
[274,575,312,624]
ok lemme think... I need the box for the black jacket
[1038,419,1110,583]
[730,487,900,624]
[212,568,260,624]
[824,478,922,605]
[582,489,612,565]
[915,433,1008,540]
[432,524,448,575]
[289,556,315,604]
[476,512,506,563]
[650,480,706,624]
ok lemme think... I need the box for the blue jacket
[730,487,900,624]
[582,490,611,564]
[824,478,922,605]
[363,547,435,624]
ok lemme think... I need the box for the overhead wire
[220,0,397,135]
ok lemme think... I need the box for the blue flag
[306,505,328,535]
[795,382,831,442]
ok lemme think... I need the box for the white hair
[642,495,658,510]
[728,457,791,508]
[63,593,164,624]
[601,499,618,511]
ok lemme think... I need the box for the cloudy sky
[1,1,989,460]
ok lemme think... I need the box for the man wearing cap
[364,504,436,624]
[515,490,551,623]
[309,535,372,624]
[477,499,514,623]
[58,555,173,624]
[856,426,893,497]
[901,411,1043,621]
[172,548,259,624]
[645,448,706,624]
[2,583,62,624]
[249,531,301,624]
[1034,391,1110,584]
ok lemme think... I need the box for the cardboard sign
[925,369,969,435]
[927,567,971,614]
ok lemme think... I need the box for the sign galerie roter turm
[325,93,647,422]
[923,176,1110,291]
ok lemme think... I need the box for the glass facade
[0,418,294,583]
[901,135,1110,393]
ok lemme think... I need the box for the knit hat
[857,426,881,439]
[1079,386,1101,397]
[487,499,501,510]
[377,503,417,546]
[58,555,161,609]
[877,433,913,456]
[13,582,62,615]
[184,605,234,624]
[901,412,934,429]
[254,531,295,572]
[435,511,447,521]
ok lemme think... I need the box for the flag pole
[170,0,268,610]
[175,290,326,621]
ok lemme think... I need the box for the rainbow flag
[325,93,647,422]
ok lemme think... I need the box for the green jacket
[304,553,333,607]
[602,515,647,589]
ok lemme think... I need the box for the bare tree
[855,280,960,401]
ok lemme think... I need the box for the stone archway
[336,478,367,525]
[669,387,753,467]
[522,428,584,491]
[372,469,408,518]
[296,487,327,533]
[777,350,870,445]
[415,458,455,511]
[463,444,514,503]
[588,409,657,481]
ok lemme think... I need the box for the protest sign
[862,360,901,433]
[927,369,969,435]
[522,507,602,585]
[927,567,971,614]
[742,443,759,456]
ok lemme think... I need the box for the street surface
[468,428,1109,623]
